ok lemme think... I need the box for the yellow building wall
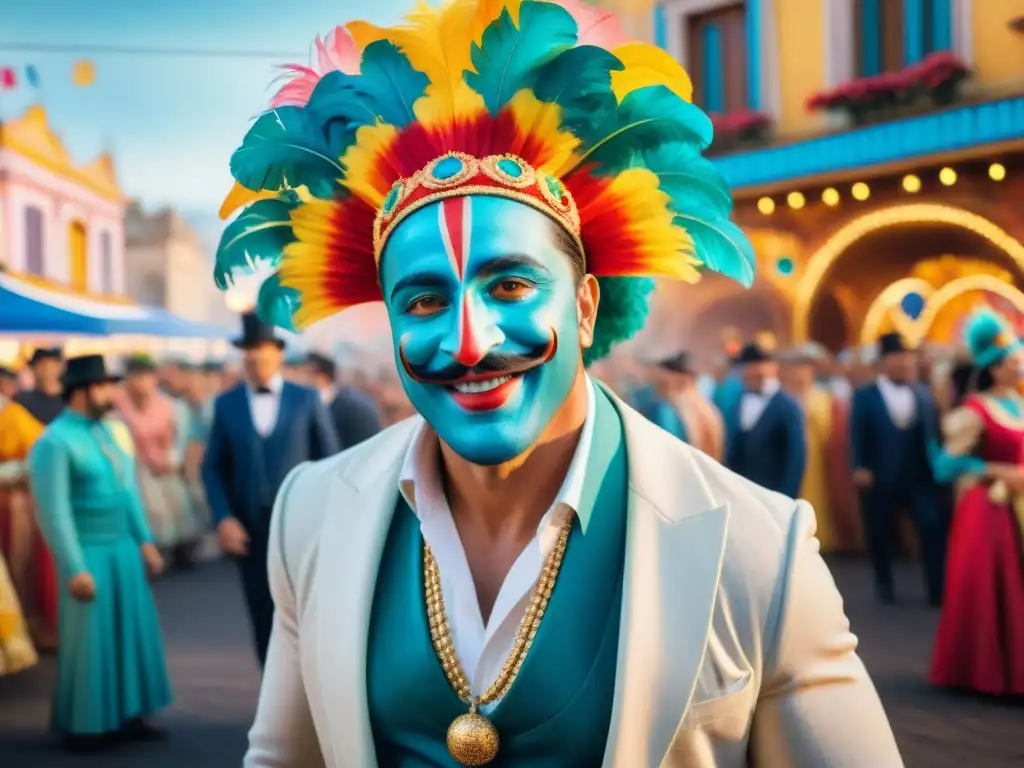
[972,0,1024,88]
[773,0,828,136]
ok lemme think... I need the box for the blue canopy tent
[0,272,226,339]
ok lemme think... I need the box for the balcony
[712,95,1024,192]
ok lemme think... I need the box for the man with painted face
[216,2,902,766]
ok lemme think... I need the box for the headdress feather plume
[214,0,755,361]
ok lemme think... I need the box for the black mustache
[400,336,557,385]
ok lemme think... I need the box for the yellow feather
[218,181,278,220]
[338,122,401,207]
[281,201,338,329]
[605,168,701,281]
[345,20,387,50]
[609,43,694,104]
[507,90,580,173]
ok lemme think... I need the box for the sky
[0,0,407,220]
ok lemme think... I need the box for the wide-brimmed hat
[655,351,693,375]
[232,312,285,350]
[29,347,62,366]
[61,355,122,396]
[735,342,773,365]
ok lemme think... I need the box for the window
[686,2,748,114]
[855,0,952,77]
[99,231,114,293]
[68,220,88,292]
[24,206,44,276]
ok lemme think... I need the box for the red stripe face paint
[439,197,484,367]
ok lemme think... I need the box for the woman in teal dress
[28,355,173,753]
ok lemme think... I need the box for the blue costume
[849,334,945,604]
[201,314,339,665]
[29,361,172,739]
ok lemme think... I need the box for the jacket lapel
[316,418,420,767]
[602,391,729,767]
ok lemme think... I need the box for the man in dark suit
[201,313,339,665]
[850,332,945,606]
[725,342,806,499]
[15,347,65,425]
[307,353,383,451]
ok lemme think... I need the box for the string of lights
[0,41,306,60]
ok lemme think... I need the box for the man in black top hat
[724,342,806,498]
[308,352,383,451]
[201,313,339,666]
[28,354,172,752]
[850,332,945,605]
[15,347,65,425]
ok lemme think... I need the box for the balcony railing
[712,95,1024,191]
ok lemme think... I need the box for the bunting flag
[24,65,39,88]
[72,60,95,87]
[0,67,15,90]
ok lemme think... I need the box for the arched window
[68,220,88,292]
[855,0,952,77]
[99,231,114,293]
[24,206,44,276]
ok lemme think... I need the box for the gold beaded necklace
[424,514,574,766]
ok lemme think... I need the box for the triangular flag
[0,67,16,89]
[72,60,95,87]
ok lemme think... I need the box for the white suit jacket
[245,395,904,767]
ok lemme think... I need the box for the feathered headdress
[964,307,1020,368]
[214,0,755,363]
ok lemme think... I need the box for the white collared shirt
[319,386,335,406]
[876,375,916,428]
[739,378,780,431]
[398,376,596,707]
[248,373,284,437]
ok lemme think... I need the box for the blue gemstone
[382,184,401,213]
[901,291,925,320]
[496,158,523,178]
[776,256,794,276]
[433,156,464,180]
[546,177,564,198]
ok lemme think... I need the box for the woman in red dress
[929,309,1024,695]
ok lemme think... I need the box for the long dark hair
[950,361,995,406]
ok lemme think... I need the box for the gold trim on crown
[372,153,582,263]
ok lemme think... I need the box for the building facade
[124,203,228,326]
[0,105,127,297]
[626,0,1024,354]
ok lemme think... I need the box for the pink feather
[555,0,630,48]
[270,26,361,108]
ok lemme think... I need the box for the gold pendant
[446,711,499,766]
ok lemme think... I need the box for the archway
[68,220,88,292]
[794,204,1024,343]
[688,287,791,359]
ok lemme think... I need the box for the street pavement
[1,556,1022,767]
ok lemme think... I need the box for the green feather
[256,271,301,332]
[570,85,713,176]
[213,199,297,290]
[466,1,578,115]
[584,277,655,365]
[358,40,430,127]
[230,107,344,198]
[530,45,623,136]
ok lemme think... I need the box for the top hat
[124,354,158,375]
[232,312,285,350]
[29,347,62,366]
[61,355,122,396]
[735,342,773,365]
[878,332,908,357]
[656,351,693,375]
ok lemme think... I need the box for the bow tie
[254,386,273,395]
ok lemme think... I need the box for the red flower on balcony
[710,110,773,141]
[805,51,970,117]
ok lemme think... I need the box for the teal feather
[641,145,755,286]
[305,71,382,146]
[466,1,578,115]
[213,199,298,290]
[358,40,430,127]
[964,308,1016,366]
[584,277,655,365]
[570,85,713,176]
[230,107,345,198]
[530,46,622,135]
[256,271,301,333]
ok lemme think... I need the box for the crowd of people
[1,306,1022,754]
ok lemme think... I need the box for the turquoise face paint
[380,196,582,465]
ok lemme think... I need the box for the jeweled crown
[372,151,582,262]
